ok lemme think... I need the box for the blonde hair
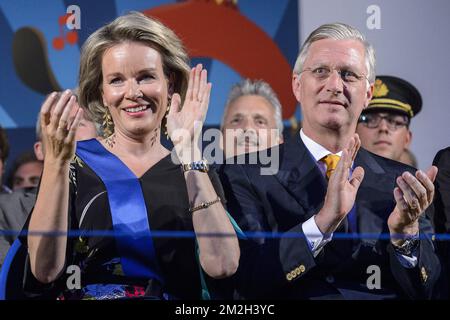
[78,11,190,135]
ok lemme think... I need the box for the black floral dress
[22,139,228,300]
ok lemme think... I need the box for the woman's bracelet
[189,196,221,213]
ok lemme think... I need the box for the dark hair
[6,150,42,189]
[0,126,9,164]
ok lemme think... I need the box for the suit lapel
[354,149,395,246]
[274,135,327,220]
[19,190,37,219]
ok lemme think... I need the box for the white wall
[299,0,450,169]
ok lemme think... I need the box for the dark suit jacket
[430,147,450,290]
[0,188,36,267]
[218,135,442,299]
[432,147,450,234]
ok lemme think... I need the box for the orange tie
[320,154,341,179]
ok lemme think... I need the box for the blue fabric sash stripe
[76,139,163,282]
[0,239,22,299]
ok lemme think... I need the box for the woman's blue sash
[76,139,163,283]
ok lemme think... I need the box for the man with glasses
[219,23,442,299]
[357,76,421,165]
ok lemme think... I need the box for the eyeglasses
[358,113,409,131]
[301,66,368,84]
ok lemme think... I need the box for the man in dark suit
[432,147,450,235]
[0,114,44,267]
[431,147,450,289]
[220,79,284,158]
[219,23,442,299]
[0,188,36,267]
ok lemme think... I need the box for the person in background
[357,75,421,163]
[7,151,43,191]
[0,126,12,194]
[430,147,450,296]
[220,79,284,158]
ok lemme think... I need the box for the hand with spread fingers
[388,166,438,245]
[315,134,365,235]
[28,89,83,283]
[166,64,211,163]
[40,90,83,164]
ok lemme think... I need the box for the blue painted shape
[239,0,289,38]
[0,7,44,127]
[0,105,17,128]
[274,0,299,66]
[0,0,79,89]
[191,57,212,73]
[65,0,118,48]
[204,59,241,126]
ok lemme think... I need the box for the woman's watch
[182,159,209,173]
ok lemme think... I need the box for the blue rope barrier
[0,229,448,240]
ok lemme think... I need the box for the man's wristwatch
[392,237,420,256]
[182,159,209,173]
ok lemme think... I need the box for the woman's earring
[162,96,171,139]
[102,107,114,138]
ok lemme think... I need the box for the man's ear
[292,73,302,102]
[405,129,412,149]
[364,82,374,107]
[34,141,44,161]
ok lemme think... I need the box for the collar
[299,129,342,162]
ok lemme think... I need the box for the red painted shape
[52,13,78,50]
[66,30,78,44]
[144,0,297,119]
[52,37,64,50]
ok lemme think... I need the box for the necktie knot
[320,154,341,179]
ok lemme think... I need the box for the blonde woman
[25,12,239,300]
